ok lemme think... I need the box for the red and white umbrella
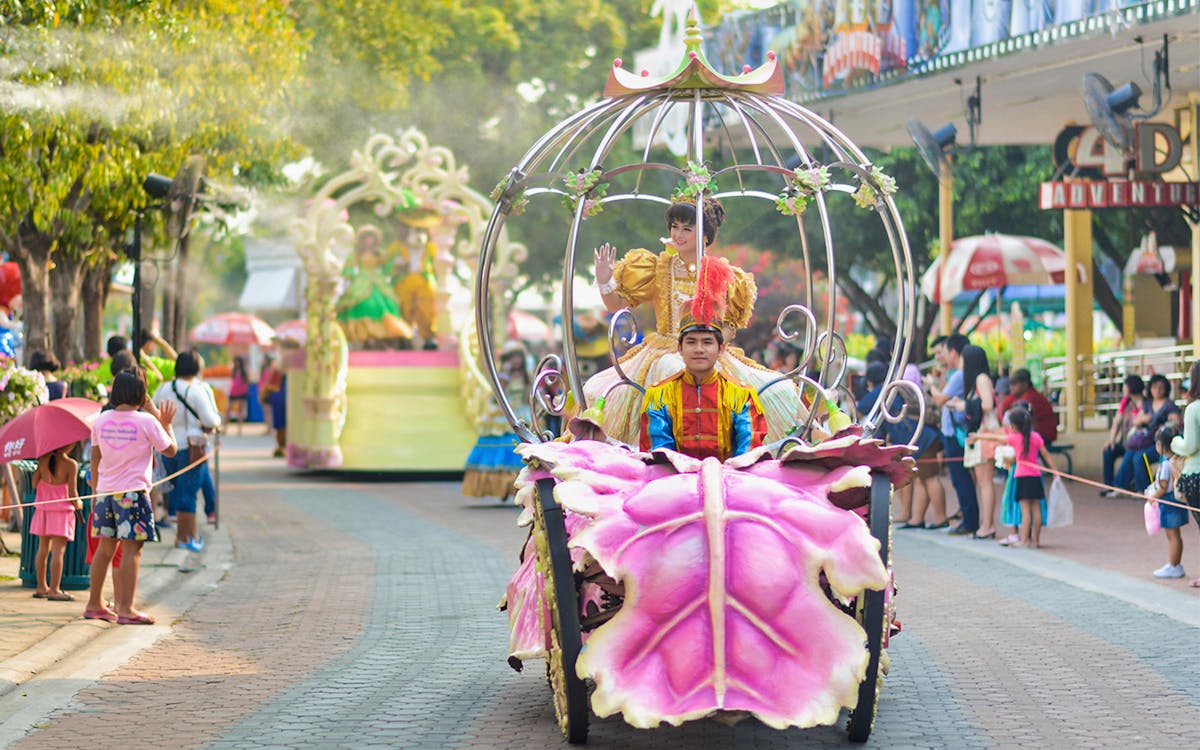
[507,310,554,343]
[273,318,307,345]
[189,312,275,347]
[921,234,1073,303]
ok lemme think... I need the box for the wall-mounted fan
[1082,34,1171,151]
[906,120,957,178]
[1082,74,1142,151]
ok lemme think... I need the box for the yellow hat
[397,207,442,228]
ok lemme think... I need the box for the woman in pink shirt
[86,370,178,624]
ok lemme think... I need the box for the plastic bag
[1143,500,1161,536]
[994,444,1016,470]
[1045,476,1074,528]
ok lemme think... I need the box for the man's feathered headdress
[679,256,734,341]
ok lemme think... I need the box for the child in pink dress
[225,355,250,436]
[31,443,81,601]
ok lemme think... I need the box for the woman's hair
[1004,403,1033,458]
[109,370,147,408]
[1124,374,1145,396]
[176,350,202,378]
[106,335,128,359]
[47,441,77,476]
[960,344,991,399]
[1156,423,1178,453]
[666,197,725,246]
[110,350,136,376]
[355,224,383,254]
[1147,373,1171,399]
[1188,360,1200,402]
[29,350,60,373]
[232,356,247,378]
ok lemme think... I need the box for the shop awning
[238,267,301,312]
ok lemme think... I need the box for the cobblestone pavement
[8,442,1200,749]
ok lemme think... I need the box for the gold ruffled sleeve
[725,265,758,329]
[612,247,659,308]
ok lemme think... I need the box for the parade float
[476,17,923,744]
[285,129,526,471]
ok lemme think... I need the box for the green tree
[0,0,304,362]
[289,1,663,296]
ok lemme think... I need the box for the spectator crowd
[870,334,1200,578]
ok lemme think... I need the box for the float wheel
[532,478,589,744]
[847,473,891,743]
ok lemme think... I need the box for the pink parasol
[0,398,101,461]
[920,234,1073,304]
[189,312,275,347]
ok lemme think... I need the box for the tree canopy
[0,0,305,360]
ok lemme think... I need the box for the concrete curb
[898,526,1200,628]
[0,524,234,700]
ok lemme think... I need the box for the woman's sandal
[83,610,118,623]
[1190,578,1200,588]
[117,612,156,625]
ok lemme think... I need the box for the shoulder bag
[172,380,208,464]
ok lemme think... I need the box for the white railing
[1041,344,1195,429]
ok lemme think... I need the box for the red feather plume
[690,256,734,326]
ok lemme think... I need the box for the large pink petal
[504,439,893,729]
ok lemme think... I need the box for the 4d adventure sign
[1039,122,1200,211]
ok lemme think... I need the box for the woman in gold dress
[585,198,801,445]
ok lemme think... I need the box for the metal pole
[132,209,144,356]
[212,431,220,530]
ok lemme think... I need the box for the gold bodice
[610,248,756,336]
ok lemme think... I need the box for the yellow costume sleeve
[720,378,765,418]
[725,265,758,329]
[642,379,673,412]
[612,248,659,308]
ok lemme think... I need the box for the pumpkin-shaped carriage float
[476,22,925,745]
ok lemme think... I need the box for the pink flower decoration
[505,438,909,730]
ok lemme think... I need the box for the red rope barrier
[0,452,213,512]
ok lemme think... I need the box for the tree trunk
[81,254,115,361]
[49,254,84,365]
[172,233,191,350]
[1091,224,1125,334]
[160,253,174,344]
[836,274,897,341]
[11,224,53,365]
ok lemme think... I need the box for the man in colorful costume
[639,311,767,461]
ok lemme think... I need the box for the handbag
[962,435,983,468]
[172,380,209,464]
[964,396,984,433]
[1143,500,1162,536]
[1125,427,1154,451]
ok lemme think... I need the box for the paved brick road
[10,443,1200,749]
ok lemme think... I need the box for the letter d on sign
[1136,123,1182,175]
